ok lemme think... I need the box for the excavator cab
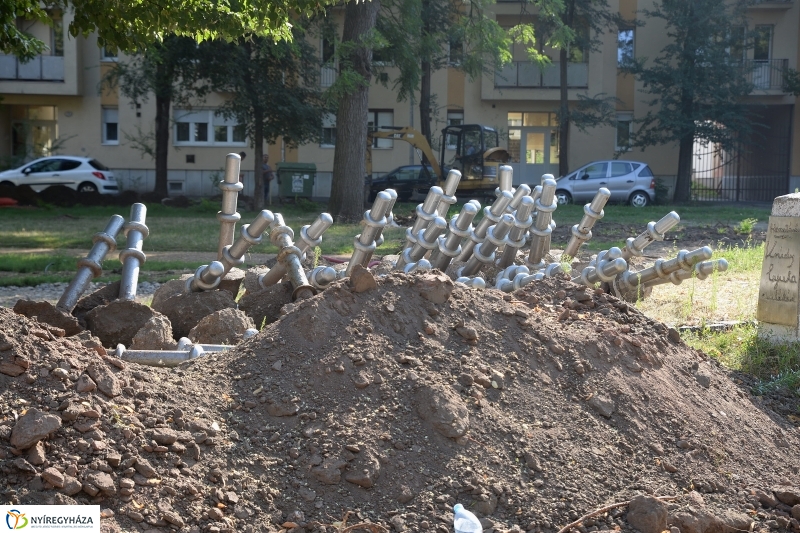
[441,124,510,194]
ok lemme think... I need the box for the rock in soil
[0,274,798,533]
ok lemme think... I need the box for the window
[615,113,632,151]
[754,25,772,61]
[89,159,110,171]
[102,107,118,145]
[50,10,63,57]
[507,129,521,163]
[26,159,62,173]
[368,110,393,148]
[618,29,634,67]
[581,162,608,179]
[321,114,336,147]
[611,162,632,177]
[174,109,246,146]
[449,35,464,66]
[101,45,118,61]
[446,111,463,149]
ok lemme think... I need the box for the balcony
[743,59,789,92]
[321,65,337,88]
[0,54,65,81]
[748,0,792,9]
[495,61,588,88]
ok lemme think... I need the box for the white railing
[321,65,337,88]
[0,54,65,81]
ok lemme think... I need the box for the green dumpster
[276,162,316,199]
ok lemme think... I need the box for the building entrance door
[520,127,559,185]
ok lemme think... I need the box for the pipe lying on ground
[57,214,126,313]
[645,258,729,287]
[612,246,713,301]
[455,276,486,289]
[115,343,204,367]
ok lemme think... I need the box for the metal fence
[742,59,788,91]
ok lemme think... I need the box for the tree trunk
[253,111,265,211]
[419,58,433,164]
[154,91,170,198]
[558,47,570,178]
[329,0,381,222]
[675,133,694,203]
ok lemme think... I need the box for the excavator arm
[366,127,442,179]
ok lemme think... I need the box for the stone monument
[757,192,800,341]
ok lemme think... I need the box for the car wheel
[78,182,98,193]
[0,181,15,188]
[629,191,650,208]
[555,190,572,205]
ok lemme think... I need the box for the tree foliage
[625,0,754,202]
[204,30,327,210]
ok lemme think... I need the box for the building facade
[1,0,798,201]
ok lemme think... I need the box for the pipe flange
[353,236,377,254]
[299,225,323,251]
[91,231,118,251]
[270,225,295,246]
[187,264,222,292]
[529,225,552,238]
[124,221,150,240]
[472,244,495,266]
[414,229,440,251]
[570,224,592,242]
[76,257,103,278]
[364,210,388,230]
[415,203,437,223]
[221,245,246,268]
[218,181,244,193]
[118,248,146,265]
[292,284,317,300]
[435,236,462,259]
[534,197,557,214]
[277,245,303,263]
[216,211,242,224]
[239,223,265,247]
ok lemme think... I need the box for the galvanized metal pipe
[494,165,514,198]
[621,211,680,261]
[573,247,628,286]
[397,216,447,269]
[526,178,557,270]
[260,214,315,300]
[403,258,432,273]
[118,203,149,301]
[516,262,566,288]
[430,201,480,271]
[563,188,610,259]
[436,170,462,217]
[186,261,225,292]
[497,195,535,268]
[646,258,729,287]
[176,337,235,353]
[457,191,514,261]
[495,265,530,292]
[217,153,244,260]
[57,215,125,313]
[455,276,486,289]
[114,343,204,368]
[403,186,444,249]
[613,246,713,298]
[308,266,338,289]
[507,183,532,214]
[346,191,392,275]
[459,213,514,277]
[260,212,333,286]
[370,189,398,259]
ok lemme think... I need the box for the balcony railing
[321,65,337,88]
[743,59,788,91]
[0,54,65,81]
[495,61,588,88]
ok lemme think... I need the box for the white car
[0,156,119,194]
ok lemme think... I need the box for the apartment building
[1,0,798,202]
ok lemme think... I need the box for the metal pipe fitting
[457,191,514,261]
[57,215,125,312]
[117,203,149,301]
[516,262,567,289]
[459,213,515,277]
[436,170,462,217]
[347,191,392,276]
[259,213,316,300]
[495,264,530,292]
[397,216,448,270]
[497,195,535,268]
[403,258,432,273]
[217,153,244,260]
[526,178,558,270]
[507,183,532,214]
[573,247,628,286]
[308,266,338,290]
[186,261,225,292]
[563,188,610,259]
[613,246,713,299]
[430,201,480,271]
[260,212,333,286]
[494,165,515,198]
[646,258,729,287]
[621,211,680,261]
[455,276,486,289]
[114,343,204,367]
[403,186,444,250]
[176,337,235,353]
[371,189,398,258]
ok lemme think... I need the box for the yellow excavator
[366,124,511,200]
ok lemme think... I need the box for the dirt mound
[1,274,799,533]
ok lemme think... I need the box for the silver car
[0,156,119,194]
[555,160,655,207]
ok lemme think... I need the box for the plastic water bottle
[453,504,482,533]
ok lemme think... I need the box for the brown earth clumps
[1,272,799,533]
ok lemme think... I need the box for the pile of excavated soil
[2,272,800,533]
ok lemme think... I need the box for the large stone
[10,408,62,449]
[414,273,454,304]
[348,264,377,293]
[188,308,254,345]
[13,300,83,336]
[242,266,271,295]
[72,281,121,327]
[130,313,177,350]
[668,509,723,533]
[150,276,192,310]
[218,267,245,298]
[86,361,122,397]
[152,289,237,339]
[626,495,667,533]
[85,300,159,347]
[238,281,293,330]
[588,395,616,418]
[773,486,800,506]
[344,450,381,488]
[414,383,469,438]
